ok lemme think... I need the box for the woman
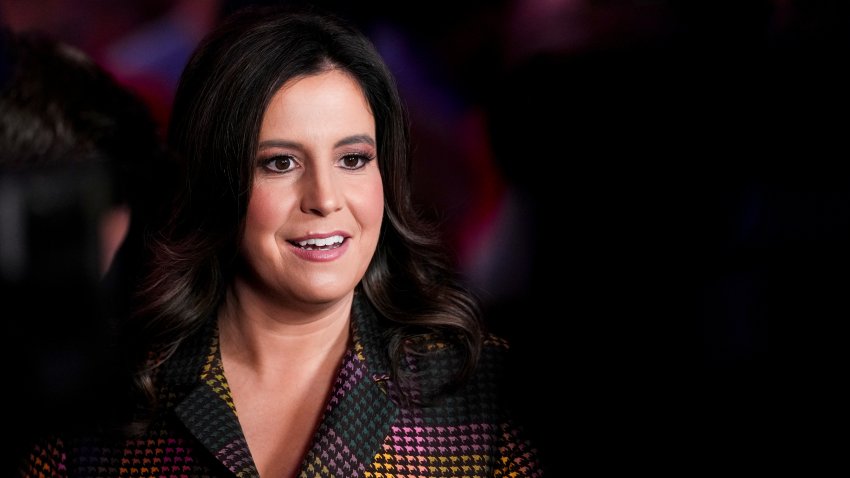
[21,7,542,477]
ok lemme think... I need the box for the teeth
[296,235,344,248]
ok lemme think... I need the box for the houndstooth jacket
[21,294,542,477]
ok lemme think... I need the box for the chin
[289,281,357,306]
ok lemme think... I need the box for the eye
[262,155,299,173]
[339,153,375,170]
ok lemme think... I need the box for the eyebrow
[334,134,375,148]
[258,134,375,150]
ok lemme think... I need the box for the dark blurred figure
[0,28,163,471]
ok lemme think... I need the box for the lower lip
[287,239,349,262]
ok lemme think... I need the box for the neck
[218,283,353,375]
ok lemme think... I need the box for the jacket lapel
[298,293,399,477]
[165,320,260,477]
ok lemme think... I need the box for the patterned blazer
[22,295,542,477]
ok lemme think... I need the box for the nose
[299,164,342,216]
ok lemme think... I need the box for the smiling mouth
[288,235,346,250]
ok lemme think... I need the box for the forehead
[259,69,374,139]
[270,69,371,115]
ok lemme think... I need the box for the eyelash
[339,152,376,170]
[259,152,376,173]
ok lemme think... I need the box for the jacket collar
[161,292,399,477]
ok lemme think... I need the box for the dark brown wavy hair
[127,6,483,414]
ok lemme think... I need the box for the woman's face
[239,69,384,308]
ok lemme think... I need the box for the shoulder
[409,331,510,352]
[408,329,511,363]
[399,334,546,475]
[407,331,514,400]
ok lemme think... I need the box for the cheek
[358,178,385,234]
[244,186,290,239]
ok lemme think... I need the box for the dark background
[4,0,848,473]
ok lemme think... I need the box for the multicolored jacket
[22,295,542,477]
